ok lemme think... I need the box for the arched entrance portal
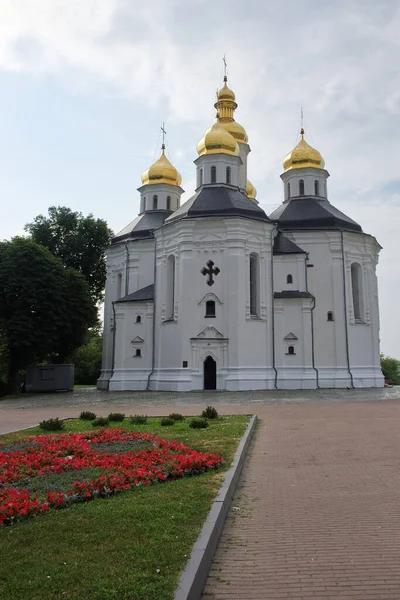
[203,356,217,390]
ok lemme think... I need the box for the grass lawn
[74,384,96,388]
[0,414,249,600]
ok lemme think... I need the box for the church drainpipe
[271,228,278,389]
[146,243,157,390]
[124,244,130,296]
[340,230,354,388]
[305,253,319,387]
[108,301,117,391]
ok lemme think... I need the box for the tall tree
[25,206,113,304]
[0,238,96,393]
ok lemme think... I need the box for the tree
[25,206,113,304]
[71,329,103,385]
[380,354,400,385]
[0,238,96,394]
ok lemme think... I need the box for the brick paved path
[203,400,400,600]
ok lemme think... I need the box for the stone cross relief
[201,260,220,286]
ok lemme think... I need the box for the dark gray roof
[273,232,306,255]
[113,211,170,244]
[166,185,270,224]
[274,291,314,299]
[116,284,154,303]
[269,197,362,233]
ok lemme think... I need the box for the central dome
[141,146,182,186]
[283,129,325,171]
[197,119,239,157]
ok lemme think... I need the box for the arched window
[166,255,175,320]
[135,348,141,357]
[288,346,295,355]
[226,166,231,184]
[200,168,203,186]
[287,182,291,199]
[211,165,217,183]
[136,315,141,324]
[167,196,171,211]
[205,300,216,317]
[153,195,158,210]
[327,311,334,322]
[324,181,327,197]
[287,274,293,284]
[140,196,145,213]
[249,253,259,317]
[351,262,364,321]
[315,180,319,196]
[117,273,122,299]
[299,179,305,196]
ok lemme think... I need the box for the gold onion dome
[247,180,257,199]
[197,118,239,157]
[214,76,248,144]
[141,145,182,186]
[282,128,325,171]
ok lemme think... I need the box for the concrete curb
[173,413,258,600]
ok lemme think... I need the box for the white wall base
[276,367,317,390]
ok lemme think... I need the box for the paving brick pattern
[203,401,400,600]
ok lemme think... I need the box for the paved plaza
[1,388,400,599]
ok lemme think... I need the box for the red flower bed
[0,428,222,526]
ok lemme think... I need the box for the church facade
[97,76,383,391]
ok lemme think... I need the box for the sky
[0,0,399,358]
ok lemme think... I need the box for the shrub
[108,412,125,422]
[189,417,209,429]
[168,413,184,421]
[92,417,109,427]
[39,418,65,431]
[160,417,175,426]
[130,415,147,425]
[201,405,219,419]
[79,411,97,421]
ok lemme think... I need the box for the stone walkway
[203,397,400,600]
[2,388,400,599]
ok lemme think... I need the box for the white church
[97,75,383,391]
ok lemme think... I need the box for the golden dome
[197,119,239,157]
[217,76,236,101]
[247,180,257,199]
[214,75,248,144]
[141,145,182,186]
[283,128,325,171]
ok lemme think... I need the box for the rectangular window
[41,368,54,381]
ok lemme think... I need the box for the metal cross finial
[201,260,220,286]
[223,55,227,79]
[161,122,167,149]
[300,107,304,137]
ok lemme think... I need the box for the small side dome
[141,146,182,186]
[247,180,257,199]
[283,128,325,171]
[197,119,239,157]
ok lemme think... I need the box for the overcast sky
[0,0,399,358]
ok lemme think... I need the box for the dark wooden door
[204,356,217,390]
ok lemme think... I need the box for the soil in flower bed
[0,415,249,600]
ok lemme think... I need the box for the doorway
[203,356,217,390]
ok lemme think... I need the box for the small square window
[182,361,188,368]
[205,300,216,317]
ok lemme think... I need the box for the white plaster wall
[137,183,183,213]
[150,216,276,391]
[273,254,307,292]
[194,154,242,188]
[281,167,329,199]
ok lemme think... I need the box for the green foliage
[160,417,175,426]
[168,413,184,421]
[92,417,109,427]
[201,406,219,419]
[380,354,400,384]
[25,206,113,304]
[130,415,147,425]
[108,413,125,422]
[71,329,103,385]
[189,417,209,429]
[0,238,96,393]
[39,418,65,431]
[79,411,97,421]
